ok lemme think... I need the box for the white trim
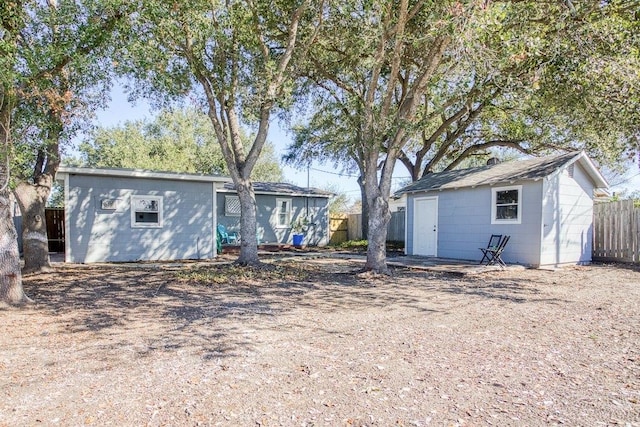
[412,196,438,256]
[491,185,522,224]
[57,166,231,183]
[212,183,217,259]
[275,198,292,228]
[216,187,331,198]
[403,201,408,255]
[64,173,70,263]
[568,152,609,188]
[130,195,163,228]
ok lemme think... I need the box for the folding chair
[479,234,502,265]
[481,235,510,268]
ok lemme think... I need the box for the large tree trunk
[0,191,30,306]
[364,191,391,273]
[14,180,52,273]
[235,179,260,266]
[363,146,392,273]
[0,85,30,305]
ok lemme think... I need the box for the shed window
[276,198,292,228]
[131,195,163,228]
[225,195,241,216]
[491,186,522,224]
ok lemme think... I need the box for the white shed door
[413,197,438,256]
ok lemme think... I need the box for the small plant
[290,216,309,233]
[330,240,368,251]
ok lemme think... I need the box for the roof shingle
[222,181,332,197]
[396,151,589,195]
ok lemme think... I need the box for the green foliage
[175,262,312,285]
[290,216,309,233]
[6,0,130,183]
[47,182,65,208]
[331,240,368,251]
[288,0,640,182]
[118,0,323,263]
[74,108,284,182]
[322,184,350,215]
[251,142,284,182]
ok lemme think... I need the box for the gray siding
[406,181,544,266]
[540,164,594,266]
[66,175,215,263]
[216,192,330,246]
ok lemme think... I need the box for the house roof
[57,166,231,183]
[396,151,608,195]
[56,166,332,197]
[220,182,333,198]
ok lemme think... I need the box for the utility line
[610,171,640,187]
[308,166,411,180]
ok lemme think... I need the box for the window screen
[131,196,163,228]
[276,198,291,227]
[491,186,522,224]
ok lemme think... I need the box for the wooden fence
[342,212,405,242]
[45,208,65,252]
[329,215,349,244]
[12,208,65,253]
[387,211,405,242]
[348,214,363,241]
[593,200,640,263]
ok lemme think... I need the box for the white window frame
[491,185,522,225]
[275,198,292,228]
[131,195,163,228]
[225,195,241,217]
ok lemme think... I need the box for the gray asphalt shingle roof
[396,151,587,195]
[222,181,332,197]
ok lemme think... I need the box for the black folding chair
[479,234,502,265]
[481,235,511,268]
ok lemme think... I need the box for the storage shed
[396,152,608,267]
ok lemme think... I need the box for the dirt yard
[1,255,639,426]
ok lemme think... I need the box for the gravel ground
[1,256,639,426]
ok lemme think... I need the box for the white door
[413,197,438,256]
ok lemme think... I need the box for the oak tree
[288,0,640,273]
[122,0,323,265]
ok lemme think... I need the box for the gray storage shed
[396,152,608,268]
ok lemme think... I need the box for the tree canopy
[119,0,323,264]
[1,0,129,301]
[283,0,640,272]
[75,108,284,182]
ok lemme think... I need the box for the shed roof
[396,151,608,195]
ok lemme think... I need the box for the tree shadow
[18,258,575,364]
[422,269,573,305]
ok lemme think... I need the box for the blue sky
[87,82,638,200]
[86,82,410,202]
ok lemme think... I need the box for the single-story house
[395,151,608,268]
[217,181,332,246]
[56,167,332,263]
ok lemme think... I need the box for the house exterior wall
[65,175,215,263]
[539,163,594,266]
[406,180,544,266]
[216,192,330,246]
